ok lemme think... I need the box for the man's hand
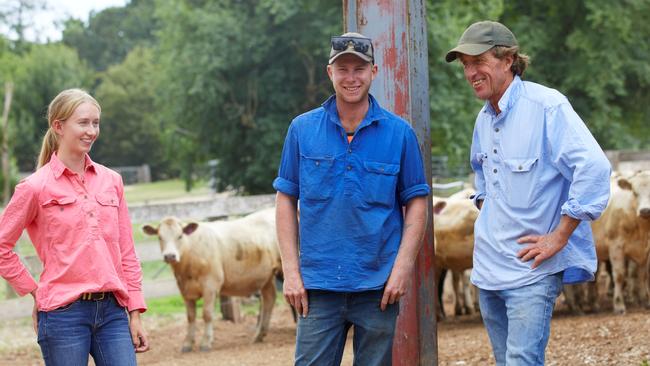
[381,263,414,311]
[129,311,150,353]
[517,215,579,269]
[283,272,308,317]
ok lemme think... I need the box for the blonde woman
[0,89,149,365]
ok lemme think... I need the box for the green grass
[124,179,212,204]
[141,260,173,280]
[145,292,287,317]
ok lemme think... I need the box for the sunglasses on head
[331,36,373,55]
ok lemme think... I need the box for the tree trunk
[2,81,14,206]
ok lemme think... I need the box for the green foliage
[155,0,340,193]
[61,0,158,71]
[7,43,92,171]
[93,47,170,179]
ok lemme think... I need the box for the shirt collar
[322,93,388,129]
[483,75,522,116]
[50,152,97,179]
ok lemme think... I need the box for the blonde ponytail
[36,88,101,170]
[37,128,59,169]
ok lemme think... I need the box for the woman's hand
[129,310,150,353]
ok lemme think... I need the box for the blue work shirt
[470,76,611,290]
[273,94,430,292]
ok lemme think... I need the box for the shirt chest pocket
[40,196,81,241]
[95,191,120,243]
[299,155,338,201]
[502,158,539,208]
[362,161,400,207]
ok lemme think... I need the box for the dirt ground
[1,298,649,366]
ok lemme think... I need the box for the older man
[446,21,611,365]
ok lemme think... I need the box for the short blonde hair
[37,89,101,169]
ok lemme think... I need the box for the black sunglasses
[331,36,373,56]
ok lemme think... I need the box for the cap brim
[445,43,494,62]
[329,50,373,65]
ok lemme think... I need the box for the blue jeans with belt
[479,273,563,366]
[37,293,137,366]
[295,289,399,366]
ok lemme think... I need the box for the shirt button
[89,212,94,217]
[493,148,497,154]
[493,169,498,173]
[315,161,320,166]
[348,149,352,153]
[495,128,500,132]
[84,195,88,199]
[518,166,523,170]
[347,166,352,170]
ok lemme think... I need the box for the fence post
[343,1,437,364]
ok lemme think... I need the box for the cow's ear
[183,222,199,236]
[618,178,632,191]
[433,200,447,215]
[142,225,158,236]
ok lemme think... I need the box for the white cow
[143,207,281,352]
[591,171,650,314]
[433,188,479,316]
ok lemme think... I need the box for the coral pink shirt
[0,153,146,312]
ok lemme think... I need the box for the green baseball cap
[445,21,518,62]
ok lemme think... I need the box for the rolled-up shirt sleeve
[0,181,39,296]
[470,122,487,209]
[273,122,300,197]
[398,127,431,204]
[547,103,611,221]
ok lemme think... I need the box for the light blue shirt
[469,76,611,290]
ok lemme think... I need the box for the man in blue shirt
[274,32,430,365]
[446,21,611,365]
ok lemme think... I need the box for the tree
[93,47,170,178]
[155,0,340,193]
[9,43,92,171]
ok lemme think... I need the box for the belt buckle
[95,292,105,301]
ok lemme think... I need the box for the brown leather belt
[80,292,111,301]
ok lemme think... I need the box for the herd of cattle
[141,170,650,352]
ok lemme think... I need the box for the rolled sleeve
[397,128,431,205]
[273,177,299,197]
[275,122,300,197]
[400,183,431,204]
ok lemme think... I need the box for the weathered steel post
[342,1,437,364]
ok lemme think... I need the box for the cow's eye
[177,234,183,240]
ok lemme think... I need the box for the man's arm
[380,195,428,311]
[275,191,308,317]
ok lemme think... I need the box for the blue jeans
[479,273,563,366]
[37,293,136,366]
[295,289,398,366]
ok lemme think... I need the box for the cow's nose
[640,208,650,218]
[163,253,177,263]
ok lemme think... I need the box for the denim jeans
[37,293,136,366]
[479,273,563,366]
[295,289,398,366]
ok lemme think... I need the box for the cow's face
[142,217,199,263]
[619,171,650,219]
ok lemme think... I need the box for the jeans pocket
[49,301,77,313]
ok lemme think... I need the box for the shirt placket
[74,174,99,240]
[490,115,505,201]
[342,126,356,198]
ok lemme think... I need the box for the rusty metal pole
[342,1,437,365]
